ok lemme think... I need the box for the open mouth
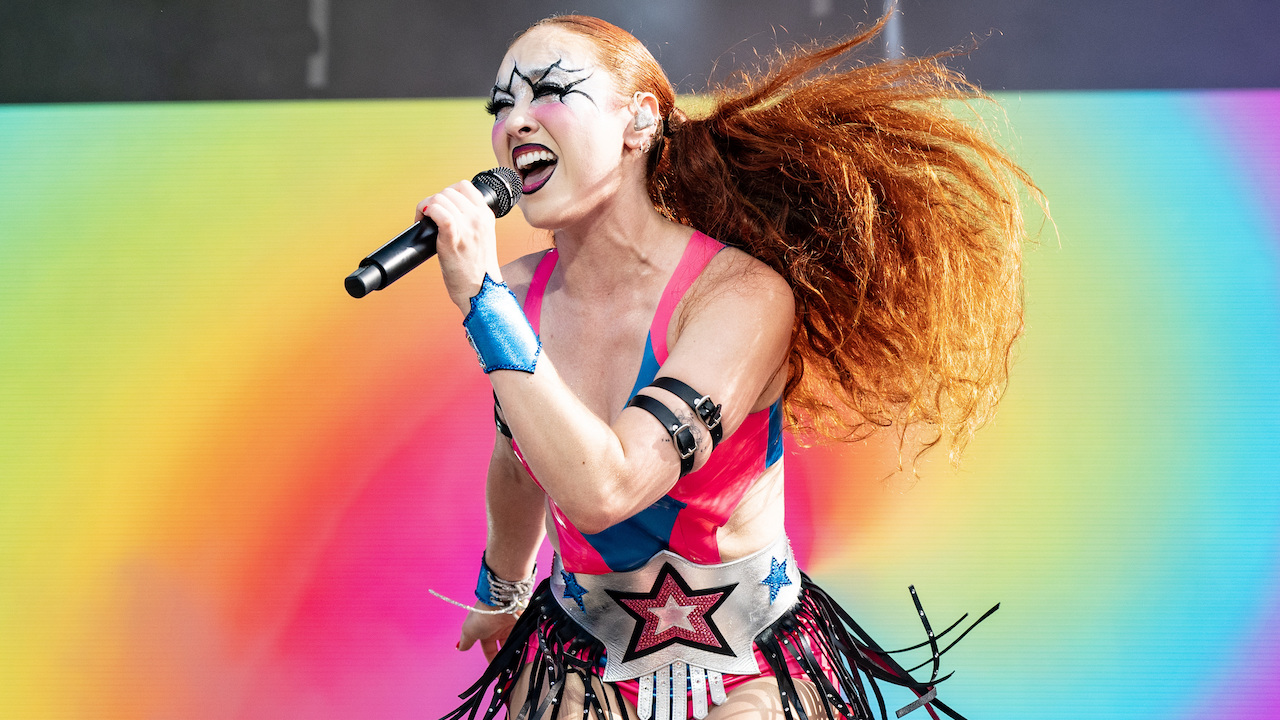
[513,144,558,195]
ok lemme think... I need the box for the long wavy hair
[532,14,1036,461]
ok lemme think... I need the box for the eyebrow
[491,59,594,102]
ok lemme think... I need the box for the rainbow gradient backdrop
[1,91,1277,719]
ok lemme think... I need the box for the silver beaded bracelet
[430,555,537,616]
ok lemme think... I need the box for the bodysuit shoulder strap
[650,231,725,363]
[523,248,558,334]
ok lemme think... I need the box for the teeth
[515,149,557,170]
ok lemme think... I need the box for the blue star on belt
[561,569,589,612]
[760,557,792,604]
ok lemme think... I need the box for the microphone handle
[345,220,438,298]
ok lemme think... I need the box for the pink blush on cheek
[491,123,503,151]
[532,103,571,124]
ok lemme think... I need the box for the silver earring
[633,106,655,131]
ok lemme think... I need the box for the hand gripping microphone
[345,167,522,298]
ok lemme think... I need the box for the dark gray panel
[1,0,1276,103]
[0,1,316,101]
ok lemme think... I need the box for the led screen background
[1,92,1277,719]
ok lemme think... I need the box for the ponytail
[651,16,1036,459]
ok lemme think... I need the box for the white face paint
[488,26,633,229]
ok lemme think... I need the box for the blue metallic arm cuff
[462,274,541,374]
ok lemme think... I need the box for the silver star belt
[549,534,802,720]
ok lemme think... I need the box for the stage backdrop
[1,91,1277,719]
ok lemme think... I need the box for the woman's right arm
[456,400,547,661]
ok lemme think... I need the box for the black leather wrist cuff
[493,392,513,439]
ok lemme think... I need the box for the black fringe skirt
[445,574,995,720]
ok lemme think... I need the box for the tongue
[522,162,556,193]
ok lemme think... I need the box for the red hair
[527,15,1037,461]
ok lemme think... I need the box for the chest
[537,293,667,421]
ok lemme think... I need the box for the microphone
[345,167,522,298]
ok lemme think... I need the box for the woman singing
[418,13,1031,720]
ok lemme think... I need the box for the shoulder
[500,249,555,305]
[662,237,795,415]
[691,241,794,320]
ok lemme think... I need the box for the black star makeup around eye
[488,59,597,116]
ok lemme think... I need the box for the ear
[624,91,661,152]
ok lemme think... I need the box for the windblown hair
[535,15,1035,460]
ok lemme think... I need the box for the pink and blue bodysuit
[457,232,993,720]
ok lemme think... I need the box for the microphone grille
[473,167,523,218]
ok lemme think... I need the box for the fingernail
[455,642,461,650]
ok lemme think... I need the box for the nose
[503,98,538,138]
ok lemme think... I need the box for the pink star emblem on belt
[606,563,737,662]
